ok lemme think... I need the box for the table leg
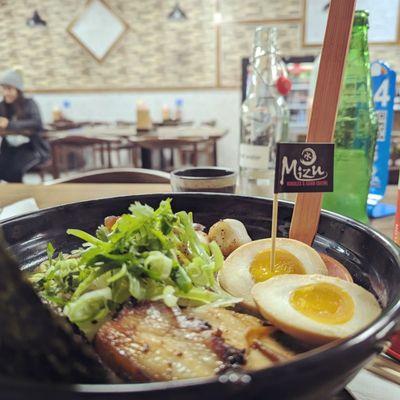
[107,143,112,168]
[116,145,121,166]
[192,143,198,167]
[212,139,217,166]
[141,148,152,169]
[130,147,137,166]
[160,149,165,171]
[170,148,175,169]
[51,144,60,179]
[99,145,105,168]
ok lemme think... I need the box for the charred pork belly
[95,302,294,382]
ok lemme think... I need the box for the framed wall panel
[220,0,301,22]
[67,0,129,62]
[303,0,400,46]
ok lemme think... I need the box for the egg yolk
[249,249,305,282]
[290,283,355,325]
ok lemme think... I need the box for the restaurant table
[1,183,399,400]
[1,184,396,239]
[0,183,170,209]
[44,125,228,169]
[44,125,227,140]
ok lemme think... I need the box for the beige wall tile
[0,0,398,91]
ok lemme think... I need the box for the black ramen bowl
[1,193,400,400]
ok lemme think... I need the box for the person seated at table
[0,67,49,182]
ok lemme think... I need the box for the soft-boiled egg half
[218,238,328,311]
[252,274,382,345]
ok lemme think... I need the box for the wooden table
[44,125,227,140]
[0,183,170,209]
[45,125,228,170]
[1,183,397,239]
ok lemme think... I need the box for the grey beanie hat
[0,67,24,91]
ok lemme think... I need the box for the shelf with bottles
[288,104,308,111]
[394,85,400,111]
[284,58,314,108]
[240,54,315,141]
[290,82,310,91]
[282,56,315,139]
[284,58,314,82]
[389,132,400,184]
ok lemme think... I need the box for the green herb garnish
[30,199,239,338]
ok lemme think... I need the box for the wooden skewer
[366,354,400,386]
[289,0,356,245]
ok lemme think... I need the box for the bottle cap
[253,26,277,54]
[354,10,369,27]
[137,100,147,110]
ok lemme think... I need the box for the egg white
[218,238,328,311]
[251,274,382,345]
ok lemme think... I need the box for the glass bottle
[322,10,377,223]
[239,26,290,197]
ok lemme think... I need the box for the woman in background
[0,67,49,182]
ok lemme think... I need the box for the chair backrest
[46,168,170,184]
[49,135,119,145]
[132,136,208,150]
[201,120,217,127]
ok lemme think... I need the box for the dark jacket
[0,97,49,161]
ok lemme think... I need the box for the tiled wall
[220,22,307,87]
[220,0,301,20]
[0,0,216,90]
[0,0,399,91]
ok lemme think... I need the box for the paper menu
[0,198,39,221]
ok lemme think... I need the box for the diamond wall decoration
[67,0,129,62]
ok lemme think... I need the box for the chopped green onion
[30,199,239,338]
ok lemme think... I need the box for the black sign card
[274,142,334,193]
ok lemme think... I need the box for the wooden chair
[49,135,122,178]
[113,141,141,167]
[178,122,218,166]
[45,168,170,185]
[178,138,217,166]
[28,158,55,182]
[132,136,211,171]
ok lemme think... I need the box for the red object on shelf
[276,75,292,96]
[388,176,400,361]
[387,331,400,361]
[393,175,400,245]
[290,63,304,76]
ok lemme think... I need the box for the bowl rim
[170,166,237,180]
[1,191,400,394]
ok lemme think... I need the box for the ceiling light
[168,2,187,21]
[213,11,222,24]
[26,10,47,27]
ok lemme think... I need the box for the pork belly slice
[94,301,294,382]
[189,307,295,370]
